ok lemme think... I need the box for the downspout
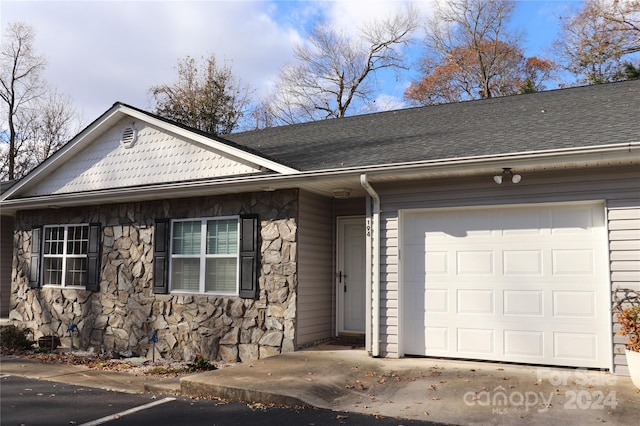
[360,174,380,357]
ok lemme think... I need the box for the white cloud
[372,93,406,111]
[2,0,564,126]
[2,1,302,123]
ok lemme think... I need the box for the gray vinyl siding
[607,201,640,375]
[380,213,399,356]
[296,190,334,346]
[372,166,639,374]
[334,197,366,217]
[0,215,13,318]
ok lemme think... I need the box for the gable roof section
[4,103,298,199]
[226,80,640,171]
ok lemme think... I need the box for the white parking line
[79,397,176,426]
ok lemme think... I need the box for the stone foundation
[10,190,298,362]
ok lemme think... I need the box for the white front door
[338,217,366,334]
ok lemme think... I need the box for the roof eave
[3,142,638,214]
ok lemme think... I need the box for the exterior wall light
[494,168,521,184]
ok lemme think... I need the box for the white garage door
[402,202,610,368]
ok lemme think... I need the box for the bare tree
[150,55,252,135]
[265,6,419,125]
[0,22,47,180]
[29,90,77,167]
[554,0,640,84]
[405,0,556,105]
[599,0,640,52]
[0,89,78,180]
[0,22,79,181]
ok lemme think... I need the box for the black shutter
[28,227,41,288]
[85,223,101,291]
[153,219,170,294]
[239,214,259,299]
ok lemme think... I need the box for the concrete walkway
[2,344,639,425]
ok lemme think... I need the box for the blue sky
[1,1,582,125]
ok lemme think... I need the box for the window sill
[42,285,88,290]
[169,290,238,297]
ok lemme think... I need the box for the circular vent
[120,126,137,148]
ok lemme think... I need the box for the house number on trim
[366,219,372,237]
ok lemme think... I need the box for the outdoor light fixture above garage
[493,168,521,184]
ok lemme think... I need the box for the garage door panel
[503,250,543,274]
[425,327,448,351]
[425,289,448,312]
[553,291,595,317]
[502,210,545,235]
[504,290,544,316]
[425,251,448,274]
[550,206,598,233]
[504,330,544,357]
[457,328,495,353]
[552,249,594,274]
[554,333,598,360]
[402,203,610,368]
[457,289,494,314]
[457,251,494,274]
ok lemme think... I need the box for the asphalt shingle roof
[225,80,640,171]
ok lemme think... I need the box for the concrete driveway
[2,343,638,425]
[181,344,640,425]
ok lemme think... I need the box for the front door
[337,217,366,334]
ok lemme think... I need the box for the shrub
[0,325,34,350]
[613,288,640,352]
[617,305,640,352]
[187,353,216,372]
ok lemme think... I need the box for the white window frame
[42,224,89,288]
[169,216,240,295]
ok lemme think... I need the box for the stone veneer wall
[10,190,298,363]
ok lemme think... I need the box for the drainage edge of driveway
[180,380,311,408]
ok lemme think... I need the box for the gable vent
[120,126,137,148]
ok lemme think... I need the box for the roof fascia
[322,142,640,178]
[3,142,638,212]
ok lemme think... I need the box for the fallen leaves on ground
[3,349,232,378]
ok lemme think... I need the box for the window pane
[171,258,200,291]
[43,257,63,285]
[205,258,237,293]
[44,227,64,255]
[206,219,238,255]
[172,221,201,255]
[65,257,87,286]
[42,225,89,287]
[67,225,88,255]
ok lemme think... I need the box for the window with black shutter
[239,214,259,299]
[33,223,101,290]
[157,215,259,297]
[153,219,169,294]
[28,227,41,288]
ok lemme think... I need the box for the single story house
[1,80,638,375]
